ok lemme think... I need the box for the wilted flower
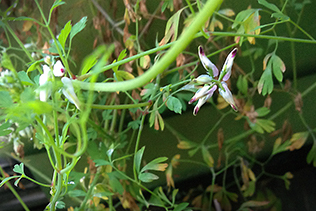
[188,46,238,115]
[61,77,81,110]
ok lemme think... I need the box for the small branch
[90,0,124,36]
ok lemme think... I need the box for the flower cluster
[188,46,238,115]
[39,58,80,110]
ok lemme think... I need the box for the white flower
[53,60,65,77]
[39,65,52,102]
[61,77,81,110]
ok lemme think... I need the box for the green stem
[78,168,102,210]
[90,101,150,110]
[50,173,63,211]
[0,166,30,211]
[207,32,316,44]
[133,114,146,182]
[73,0,224,92]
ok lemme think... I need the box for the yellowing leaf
[22,20,33,32]
[286,132,308,151]
[218,8,235,17]
[139,55,151,69]
[202,146,214,167]
[177,141,197,149]
[159,7,185,46]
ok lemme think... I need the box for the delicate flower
[61,77,81,110]
[38,61,66,102]
[39,65,52,102]
[188,46,238,115]
[53,60,65,77]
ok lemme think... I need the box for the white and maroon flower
[188,46,238,115]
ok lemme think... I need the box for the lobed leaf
[166,96,182,114]
[70,16,87,40]
[58,20,72,49]
[13,163,24,174]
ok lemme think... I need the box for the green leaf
[307,144,316,167]
[173,202,190,211]
[58,20,72,49]
[1,52,16,72]
[13,163,24,174]
[139,172,159,183]
[255,107,270,117]
[256,119,275,133]
[258,62,273,96]
[70,16,87,40]
[258,0,281,13]
[93,159,111,167]
[237,75,248,95]
[26,100,53,114]
[271,12,289,20]
[108,172,124,195]
[272,54,286,82]
[134,146,145,175]
[166,96,182,114]
[68,189,87,197]
[243,180,256,197]
[0,91,13,108]
[49,40,63,54]
[26,60,42,73]
[55,201,65,209]
[232,9,258,29]
[112,49,127,73]
[201,145,214,167]
[141,157,168,172]
[50,0,66,16]
[80,45,107,75]
[18,71,35,86]
[80,56,97,75]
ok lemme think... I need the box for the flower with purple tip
[188,46,238,115]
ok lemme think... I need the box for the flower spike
[198,46,219,77]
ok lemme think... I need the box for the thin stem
[78,168,102,210]
[90,101,151,110]
[0,166,30,211]
[133,114,146,182]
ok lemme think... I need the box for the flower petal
[193,74,213,84]
[193,92,213,116]
[53,60,65,77]
[61,77,81,110]
[198,46,219,77]
[189,85,217,104]
[221,48,237,81]
[218,82,238,111]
